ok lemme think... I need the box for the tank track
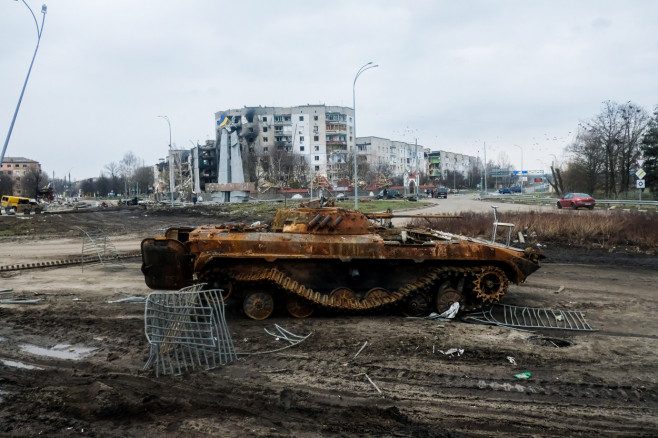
[221,264,509,314]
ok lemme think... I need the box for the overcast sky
[1,0,657,181]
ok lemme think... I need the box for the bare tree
[20,167,49,198]
[567,125,605,194]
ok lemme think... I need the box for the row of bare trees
[566,101,653,197]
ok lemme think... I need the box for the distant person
[192,192,198,205]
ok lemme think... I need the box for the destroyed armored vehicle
[141,202,542,320]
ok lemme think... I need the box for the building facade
[214,105,434,187]
[427,150,477,181]
[0,157,41,196]
[217,105,355,183]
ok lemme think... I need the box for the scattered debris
[439,348,464,357]
[240,324,312,356]
[514,372,531,379]
[0,298,44,304]
[352,341,368,361]
[507,356,517,365]
[463,304,595,331]
[0,289,13,294]
[107,296,146,303]
[365,373,382,394]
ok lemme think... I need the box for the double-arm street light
[157,115,175,207]
[1,1,47,170]
[352,61,378,210]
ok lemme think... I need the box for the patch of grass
[335,199,432,214]
[417,210,658,253]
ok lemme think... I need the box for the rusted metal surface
[141,206,543,319]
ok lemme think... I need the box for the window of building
[299,136,304,142]
[314,135,319,141]
[314,165,320,171]
[248,127,253,133]
[263,147,269,152]
[314,115,318,121]
[299,116,304,121]
[262,116,267,122]
[300,146,305,151]
[263,127,268,132]
[263,137,268,142]
[314,156,319,161]
[313,126,318,133]
[314,146,320,151]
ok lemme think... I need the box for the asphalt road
[392,192,554,226]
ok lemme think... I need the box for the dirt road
[0,207,656,437]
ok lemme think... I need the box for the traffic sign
[636,180,645,189]
[636,168,646,179]
[637,158,646,168]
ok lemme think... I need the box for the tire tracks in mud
[236,352,658,437]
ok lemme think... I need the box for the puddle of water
[1,359,43,370]
[19,343,97,360]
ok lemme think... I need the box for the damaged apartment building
[154,104,477,200]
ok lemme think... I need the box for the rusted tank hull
[141,206,542,319]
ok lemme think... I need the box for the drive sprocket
[473,266,508,303]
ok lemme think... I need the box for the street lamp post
[158,115,175,207]
[352,62,378,210]
[1,1,47,171]
[513,144,523,188]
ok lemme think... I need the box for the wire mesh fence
[143,284,237,376]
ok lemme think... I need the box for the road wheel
[401,293,430,317]
[587,206,594,210]
[329,287,357,308]
[364,287,390,305]
[556,202,562,209]
[286,296,314,318]
[435,288,462,314]
[571,203,578,210]
[243,290,274,320]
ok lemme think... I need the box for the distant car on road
[498,188,511,194]
[557,193,595,210]
[510,186,522,193]
[436,187,448,198]
[377,189,400,200]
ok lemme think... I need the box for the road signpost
[636,159,645,201]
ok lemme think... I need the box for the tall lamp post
[1,1,47,170]
[158,115,175,207]
[352,61,378,210]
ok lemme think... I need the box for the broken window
[263,127,268,132]
[300,136,304,142]
[263,137,268,142]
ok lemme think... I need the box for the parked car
[436,187,448,198]
[557,193,596,210]
[510,186,522,193]
[498,188,512,194]
[376,189,400,199]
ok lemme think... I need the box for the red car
[557,193,595,210]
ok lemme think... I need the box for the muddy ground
[0,206,657,437]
